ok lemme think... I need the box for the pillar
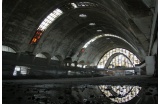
[145,56,155,75]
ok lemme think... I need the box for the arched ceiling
[2,0,156,64]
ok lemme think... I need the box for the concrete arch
[35,52,51,59]
[105,53,134,68]
[51,55,60,61]
[41,52,51,59]
[55,55,63,61]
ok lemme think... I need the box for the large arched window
[97,48,140,68]
[109,55,133,68]
[2,45,16,53]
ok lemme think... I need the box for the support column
[145,56,155,75]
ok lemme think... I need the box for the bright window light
[89,23,96,26]
[97,48,140,68]
[71,3,78,8]
[38,8,63,31]
[31,2,99,45]
[2,45,16,53]
[79,14,87,18]
[83,35,103,48]
[13,66,30,76]
[36,53,47,58]
[77,2,97,7]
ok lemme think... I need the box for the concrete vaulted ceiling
[2,0,156,65]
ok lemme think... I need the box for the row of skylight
[37,2,98,31]
[37,8,63,31]
[82,34,137,52]
[70,2,98,9]
[30,2,99,44]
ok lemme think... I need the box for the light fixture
[89,23,96,26]
[79,14,87,18]
[106,38,110,40]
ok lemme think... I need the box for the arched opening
[105,53,134,68]
[51,56,59,61]
[97,48,140,68]
[2,45,16,53]
[35,53,47,58]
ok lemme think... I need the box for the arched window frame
[97,48,140,68]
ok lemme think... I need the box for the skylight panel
[81,2,85,7]
[46,15,55,21]
[71,3,78,8]
[79,14,87,18]
[37,8,63,31]
[89,23,96,26]
[76,2,97,7]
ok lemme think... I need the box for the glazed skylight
[79,14,87,18]
[83,35,103,48]
[69,2,98,9]
[77,2,98,7]
[37,2,98,32]
[37,8,63,31]
[31,2,99,44]
[89,23,96,26]
[71,3,78,8]
[99,85,141,103]
[83,34,137,52]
